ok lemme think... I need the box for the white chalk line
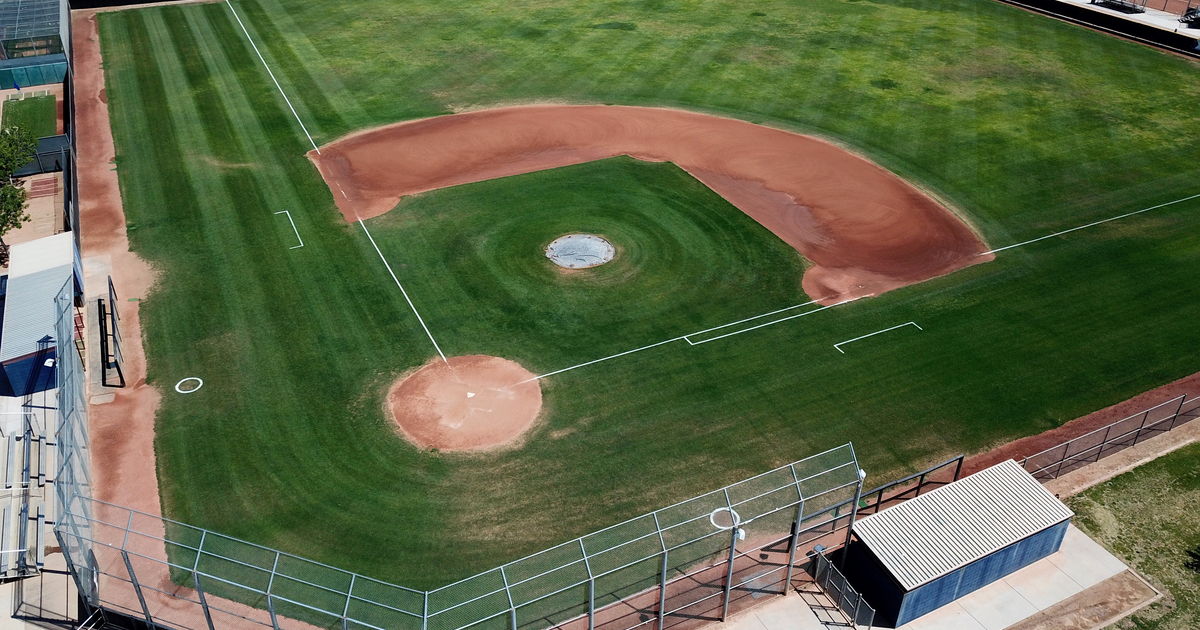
[982,192,1200,255]
[274,211,303,249]
[518,299,843,383]
[834,322,921,354]
[225,0,320,154]
[358,219,448,364]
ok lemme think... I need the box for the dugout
[0,231,80,396]
[842,459,1073,627]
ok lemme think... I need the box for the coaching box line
[274,211,304,249]
[225,12,1200,381]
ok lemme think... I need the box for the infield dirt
[309,105,994,305]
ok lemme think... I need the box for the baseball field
[93,0,1200,589]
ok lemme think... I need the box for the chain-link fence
[1020,394,1199,481]
[53,276,866,630]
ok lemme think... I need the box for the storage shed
[842,459,1073,627]
[0,231,80,396]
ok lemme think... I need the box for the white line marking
[686,302,839,346]
[274,211,303,248]
[983,192,1200,255]
[521,299,846,382]
[358,219,448,364]
[833,322,922,354]
[224,0,320,154]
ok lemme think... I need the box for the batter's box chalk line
[834,321,922,354]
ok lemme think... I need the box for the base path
[310,105,993,304]
[387,355,543,451]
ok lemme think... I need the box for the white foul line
[225,0,320,154]
[358,219,448,364]
[833,322,922,354]
[983,192,1200,255]
[274,211,303,249]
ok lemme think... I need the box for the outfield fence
[1020,394,1200,481]
[53,269,882,630]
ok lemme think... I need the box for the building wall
[894,519,1070,626]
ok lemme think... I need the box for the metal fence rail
[1020,394,1199,481]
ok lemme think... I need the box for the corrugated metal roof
[851,459,1073,591]
[1,233,75,363]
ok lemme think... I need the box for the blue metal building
[842,459,1074,627]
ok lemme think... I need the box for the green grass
[94,0,1200,591]
[1068,443,1200,630]
[2,95,57,138]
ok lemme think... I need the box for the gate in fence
[811,551,874,629]
[1021,394,1200,481]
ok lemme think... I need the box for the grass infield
[97,0,1200,587]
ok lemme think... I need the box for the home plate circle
[545,234,615,269]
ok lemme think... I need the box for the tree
[0,127,37,265]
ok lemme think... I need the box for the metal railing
[812,551,874,629]
[1021,394,1199,481]
[857,456,963,516]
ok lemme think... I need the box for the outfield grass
[96,0,1200,589]
[1068,443,1200,630]
[2,95,57,138]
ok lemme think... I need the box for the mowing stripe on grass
[984,192,1200,255]
[224,0,319,153]
[358,219,448,364]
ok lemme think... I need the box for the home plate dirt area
[314,105,995,451]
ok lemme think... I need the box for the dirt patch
[1007,570,1159,630]
[387,355,543,451]
[964,370,1200,476]
[309,105,993,304]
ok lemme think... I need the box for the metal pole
[267,552,281,630]
[579,540,594,630]
[193,572,217,630]
[653,513,668,630]
[953,456,963,481]
[840,470,866,568]
[499,566,517,630]
[720,489,738,622]
[342,574,356,630]
[782,464,805,595]
[422,590,429,630]
[121,550,157,630]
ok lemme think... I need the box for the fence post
[121,550,157,630]
[500,566,517,630]
[579,540,594,630]
[953,456,963,481]
[1132,410,1151,447]
[653,513,668,630]
[267,552,282,630]
[1169,394,1187,431]
[840,469,866,568]
[915,473,927,497]
[720,489,738,622]
[193,572,217,630]
[422,590,429,630]
[342,573,356,630]
[784,465,806,595]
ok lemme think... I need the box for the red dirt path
[310,105,994,304]
[387,355,543,451]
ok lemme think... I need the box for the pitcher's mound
[387,355,543,451]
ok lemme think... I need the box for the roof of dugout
[851,459,1073,591]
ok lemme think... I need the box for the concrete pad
[1048,526,1126,589]
[1003,561,1083,610]
[954,582,1039,630]
[902,603,987,630]
[721,593,827,630]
